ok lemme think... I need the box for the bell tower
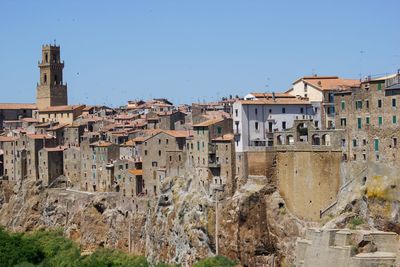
[36,44,68,109]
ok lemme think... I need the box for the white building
[233,93,315,152]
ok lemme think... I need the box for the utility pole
[128,211,133,253]
[215,190,219,256]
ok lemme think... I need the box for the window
[255,108,258,116]
[340,118,347,126]
[235,109,238,117]
[269,109,272,113]
[378,116,383,126]
[304,83,308,92]
[341,101,345,111]
[282,121,286,130]
[356,100,362,110]
[255,122,259,130]
[363,139,367,146]
[366,100,369,109]
[144,150,148,156]
[377,83,382,91]
[378,99,382,108]
[393,116,397,124]
[374,139,379,151]
[300,107,304,113]
[197,142,200,151]
[158,150,161,156]
[217,126,222,134]
[152,161,158,167]
[159,139,161,144]
[393,98,397,107]
[166,139,169,144]
[393,137,398,148]
[357,118,362,129]
[282,108,286,113]
[353,139,357,147]
[366,117,370,125]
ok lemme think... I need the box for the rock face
[0,171,310,266]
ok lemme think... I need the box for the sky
[0,0,399,107]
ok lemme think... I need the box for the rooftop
[239,97,310,105]
[0,103,37,110]
[193,118,225,127]
[38,105,85,112]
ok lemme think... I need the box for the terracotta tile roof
[162,130,190,138]
[193,118,225,127]
[44,146,68,152]
[39,105,85,112]
[90,141,114,147]
[0,103,37,110]
[212,133,234,141]
[21,118,39,123]
[0,136,18,142]
[124,137,145,145]
[27,134,55,140]
[295,76,360,91]
[250,92,295,98]
[47,124,69,131]
[239,97,310,105]
[128,169,143,176]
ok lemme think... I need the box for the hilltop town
[1,45,400,266]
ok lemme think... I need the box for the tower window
[45,53,48,63]
[44,74,47,84]
[54,75,58,84]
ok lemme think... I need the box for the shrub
[193,256,236,267]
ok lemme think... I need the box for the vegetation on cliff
[0,228,235,267]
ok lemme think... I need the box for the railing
[208,144,217,154]
[208,161,221,168]
[386,74,400,89]
[320,166,367,218]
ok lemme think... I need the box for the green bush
[349,216,364,229]
[193,256,236,267]
[80,248,149,267]
[0,228,236,267]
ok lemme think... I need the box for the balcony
[208,161,221,168]
[208,144,217,154]
[386,73,400,89]
[210,183,225,192]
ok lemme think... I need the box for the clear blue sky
[0,0,399,107]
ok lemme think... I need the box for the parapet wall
[296,228,398,267]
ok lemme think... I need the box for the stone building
[189,118,233,193]
[1,133,57,182]
[210,133,236,196]
[83,141,119,192]
[63,146,81,188]
[0,103,37,131]
[37,105,85,124]
[38,146,66,187]
[334,72,400,163]
[63,123,86,147]
[142,130,188,197]
[36,45,68,110]
[287,75,360,129]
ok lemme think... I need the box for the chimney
[272,92,276,101]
